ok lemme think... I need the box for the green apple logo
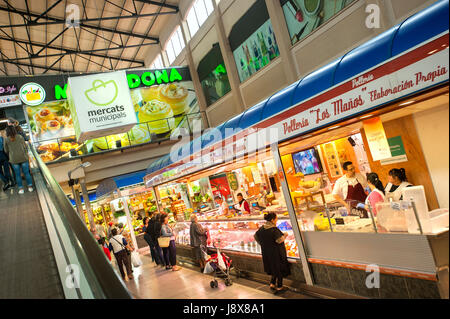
[85,79,118,106]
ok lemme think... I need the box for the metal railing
[33,111,209,164]
[29,145,132,299]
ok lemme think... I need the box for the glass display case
[173,214,300,258]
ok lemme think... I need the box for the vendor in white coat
[332,161,369,213]
[385,168,412,201]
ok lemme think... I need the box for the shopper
[109,228,133,280]
[365,173,385,216]
[385,168,413,201]
[254,212,290,294]
[160,213,181,271]
[3,126,33,194]
[189,214,208,273]
[150,213,164,266]
[143,216,158,264]
[235,193,251,215]
[0,129,14,191]
[98,237,111,261]
[118,223,134,271]
[107,222,115,239]
[95,221,106,239]
[332,161,368,213]
[8,118,28,141]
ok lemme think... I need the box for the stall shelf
[144,0,449,299]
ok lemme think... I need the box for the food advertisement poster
[209,174,232,199]
[198,43,232,106]
[363,117,391,161]
[19,67,201,163]
[232,19,280,83]
[280,0,355,45]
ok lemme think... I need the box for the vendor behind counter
[332,161,368,213]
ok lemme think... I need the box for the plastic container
[376,202,408,232]
[402,186,432,234]
[429,208,449,233]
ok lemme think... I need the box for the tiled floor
[119,254,316,299]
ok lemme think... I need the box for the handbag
[112,237,131,255]
[157,236,171,248]
[158,224,172,248]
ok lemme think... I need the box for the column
[72,185,85,224]
[212,1,246,113]
[80,178,95,231]
[264,0,299,83]
[271,143,314,285]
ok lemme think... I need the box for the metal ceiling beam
[0,50,144,66]
[125,0,165,70]
[83,0,107,72]
[32,0,64,23]
[2,58,136,74]
[1,59,69,73]
[0,36,155,56]
[134,0,179,11]
[0,6,160,42]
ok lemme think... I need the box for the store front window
[280,0,356,45]
[155,148,300,258]
[229,0,280,83]
[198,43,231,106]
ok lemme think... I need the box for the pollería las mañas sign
[67,71,137,143]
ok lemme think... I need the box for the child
[365,173,385,216]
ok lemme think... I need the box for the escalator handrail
[30,145,132,299]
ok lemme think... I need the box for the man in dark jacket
[190,214,208,272]
[146,212,163,265]
[150,213,165,267]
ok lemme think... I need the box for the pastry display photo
[26,100,75,142]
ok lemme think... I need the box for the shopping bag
[131,251,143,267]
[203,262,215,274]
[217,253,226,270]
[200,245,209,261]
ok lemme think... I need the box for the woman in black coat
[254,212,290,293]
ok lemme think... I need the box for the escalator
[0,146,132,299]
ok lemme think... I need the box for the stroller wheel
[210,280,218,288]
[225,279,232,286]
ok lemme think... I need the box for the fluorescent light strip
[398,100,416,106]
[328,126,340,130]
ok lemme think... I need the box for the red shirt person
[235,193,251,214]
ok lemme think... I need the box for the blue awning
[114,170,147,188]
[146,0,449,179]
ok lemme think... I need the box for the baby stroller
[204,241,233,288]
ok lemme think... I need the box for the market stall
[144,1,449,298]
